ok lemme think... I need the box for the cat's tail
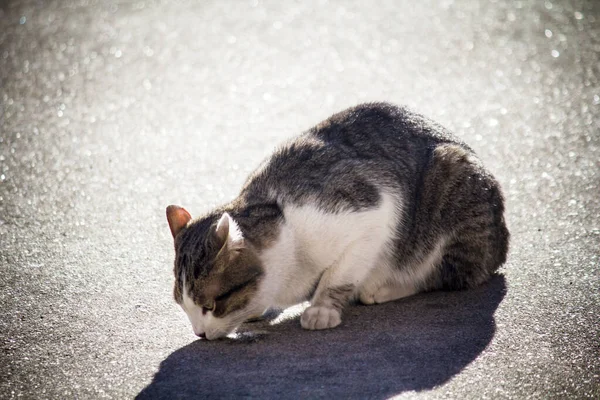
[436,183,509,291]
[488,183,510,273]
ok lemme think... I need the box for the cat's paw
[300,306,341,330]
[359,287,390,304]
[358,290,377,305]
[360,288,397,304]
[359,285,417,305]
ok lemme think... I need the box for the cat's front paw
[300,306,341,330]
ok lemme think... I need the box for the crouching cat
[166,103,509,340]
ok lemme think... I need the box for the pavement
[1,0,599,399]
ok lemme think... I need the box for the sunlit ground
[1,0,598,398]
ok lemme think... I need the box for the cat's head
[166,205,266,340]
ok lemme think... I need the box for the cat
[166,102,509,340]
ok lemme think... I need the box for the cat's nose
[196,332,207,339]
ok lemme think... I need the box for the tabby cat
[166,103,509,340]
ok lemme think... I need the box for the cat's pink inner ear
[166,205,192,238]
[215,213,231,244]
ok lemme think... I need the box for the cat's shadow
[137,275,506,399]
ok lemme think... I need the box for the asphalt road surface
[1,0,599,399]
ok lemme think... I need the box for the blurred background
[1,0,599,398]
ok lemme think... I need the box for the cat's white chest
[258,193,399,307]
[286,201,393,269]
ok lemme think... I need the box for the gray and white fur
[166,102,509,340]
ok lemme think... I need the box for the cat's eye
[202,302,215,313]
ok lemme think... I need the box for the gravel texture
[1,0,599,398]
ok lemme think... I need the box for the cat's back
[308,102,464,149]
[241,103,470,210]
[275,102,471,174]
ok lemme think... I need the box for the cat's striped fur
[166,103,509,340]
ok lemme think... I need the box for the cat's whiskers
[218,307,264,336]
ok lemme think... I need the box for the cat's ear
[215,212,244,250]
[215,212,231,244]
[166,205,192,238]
